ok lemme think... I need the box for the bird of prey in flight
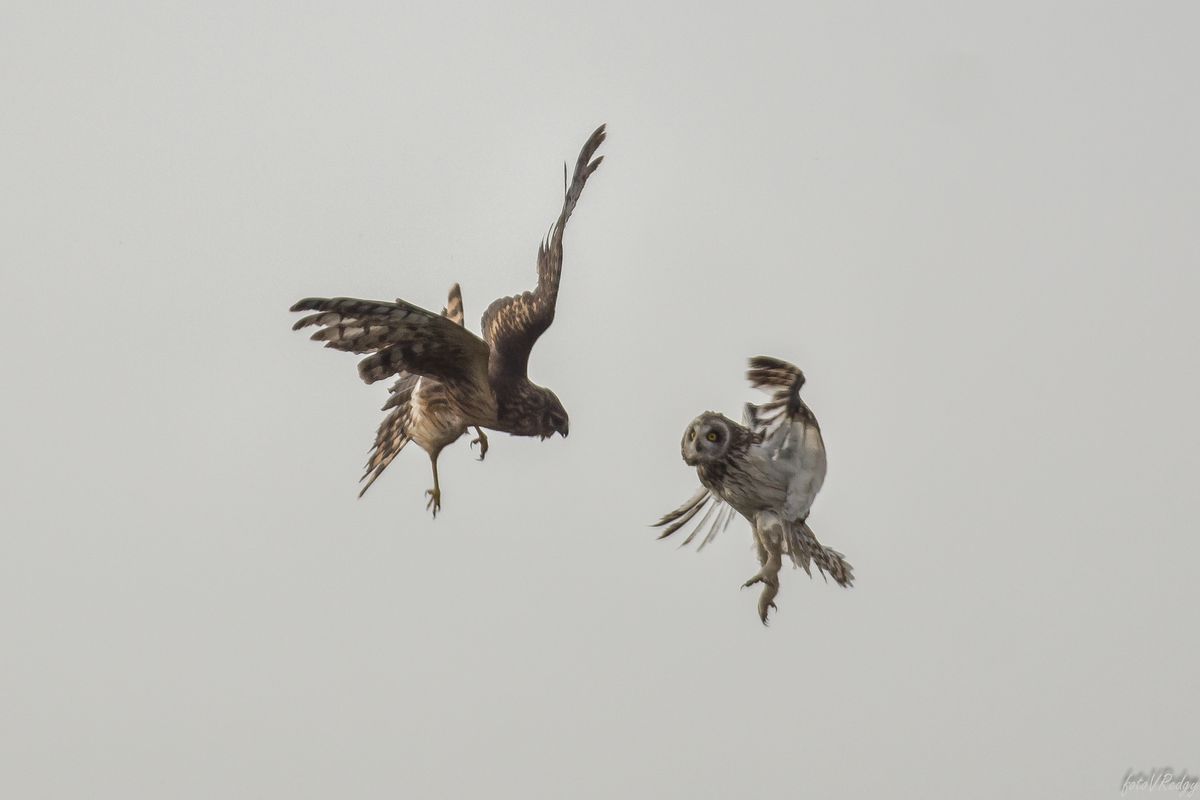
[291,124,606,516]
[654,356,853,624]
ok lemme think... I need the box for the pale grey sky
[3,1,1198,798]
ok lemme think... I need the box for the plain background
[3,2,1198,798]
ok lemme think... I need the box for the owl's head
[680,412,743,466]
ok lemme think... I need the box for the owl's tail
[787,521,855,588]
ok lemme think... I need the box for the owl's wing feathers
[652,488,737,550]
[652,487,711,538]
[291,296,489,386]
[745,355,818,434]
[745,356,851,584]
[480,124,605,385]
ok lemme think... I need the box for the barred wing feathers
[291,295,489,386]
[480,124,606,385]
[652,487,737,550]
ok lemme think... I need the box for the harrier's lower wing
[291,296,489,386]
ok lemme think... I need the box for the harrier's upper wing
[291,295,489,386]
[480,124,606,386]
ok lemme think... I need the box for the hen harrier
[291,124,606,516]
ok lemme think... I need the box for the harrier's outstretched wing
[480,124,606,386]
[291,295,489,386]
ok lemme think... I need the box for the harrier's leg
[425,454,442,517]
[469,427,489,461]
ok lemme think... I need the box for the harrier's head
[535,387,569,440]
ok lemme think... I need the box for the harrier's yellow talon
[425,487,441,517]
[470,427,489,461]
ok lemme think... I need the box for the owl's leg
[742,547,782,589]
[469,427,489,461]
[744,513,785,625]
[742,525,782,589]
[425,454,442,517]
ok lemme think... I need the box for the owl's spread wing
[480,124,606,386]
[652,488,738,550]
[745,356,818,435]
[745,355,828,522]
[291,295,489,386]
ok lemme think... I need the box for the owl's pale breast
[697,457,784,521]
[697,419,826,523]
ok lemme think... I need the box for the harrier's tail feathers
[358,403,413,498]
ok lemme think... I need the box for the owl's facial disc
[681,414,728,466]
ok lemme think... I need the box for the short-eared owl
[291,125,606,516]
[653,356,853,624]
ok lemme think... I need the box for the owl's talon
[425,488,441,517]
[742,572,779,589]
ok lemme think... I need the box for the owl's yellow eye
[706,431,718,442]
[688,430,696,441]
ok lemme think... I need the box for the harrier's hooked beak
[556,419,569,438]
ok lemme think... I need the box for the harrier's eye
[706,431,718,442]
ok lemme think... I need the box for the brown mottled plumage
[356,284,490,515]
[291,125,606,516]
